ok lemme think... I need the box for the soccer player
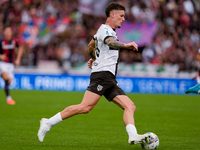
[37,2,152,145]
[0,26,23,105]
[185,48,200,94]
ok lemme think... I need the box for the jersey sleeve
[98,26,114,43]
[14,38,19,48]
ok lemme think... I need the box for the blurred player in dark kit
[0,26,23,105]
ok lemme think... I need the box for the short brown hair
[105,2,125,17]
[3,25,11,31]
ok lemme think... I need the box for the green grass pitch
[0,90,200,150]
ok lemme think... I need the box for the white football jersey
[92,24,120,76]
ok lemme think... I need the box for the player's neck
[105,19,116,30]
[4,37,11,41]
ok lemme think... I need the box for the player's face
[4,27,12,40]
[113,10,125,28]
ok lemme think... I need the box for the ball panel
[140,132,159,149]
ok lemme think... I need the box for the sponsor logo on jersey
[2,41,15,49]
[97,85,103,91]
[106,31,109,35]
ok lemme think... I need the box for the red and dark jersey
[0,38,19,63]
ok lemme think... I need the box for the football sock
[4,80,10,100]
[126,124,138,138]
[6,96,12,101]
[197,77,200,84]
[48,112,62,127]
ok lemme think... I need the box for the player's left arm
[105,36,138,51]
[15,45,23,66]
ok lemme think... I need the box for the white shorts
[0,62,14,79]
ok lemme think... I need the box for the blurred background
[1,1,199,148]
[0,0,199,93]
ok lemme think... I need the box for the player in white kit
[37,2,153,145]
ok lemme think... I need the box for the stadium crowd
[0,0,199,72]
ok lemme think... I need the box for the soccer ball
[140,132,159,149]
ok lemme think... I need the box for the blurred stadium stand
[0,0,199,78]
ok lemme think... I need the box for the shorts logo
[106,31,109,35]
[97,85,103,91]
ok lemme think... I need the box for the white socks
[6,96,11,101]
[48,112,63,127]
[126,124,138,138]
[197,76,200,84]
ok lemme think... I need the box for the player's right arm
[88,39,96,69]
[88,39,96,60]
[0,54,6,61]
[105,37,138,51]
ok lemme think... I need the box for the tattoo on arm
[105,37,125,49]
